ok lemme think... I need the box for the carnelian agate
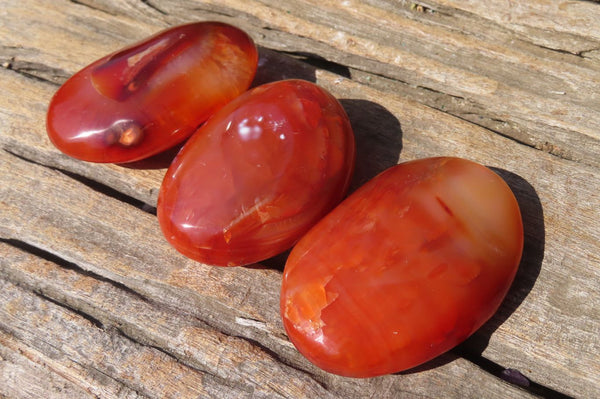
[157,80,355,266]
[281,157,524,377]
[47,22,257,163]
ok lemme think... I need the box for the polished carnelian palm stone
[281,157,524,377]
[47,22,258,163]
[157,79,355,266]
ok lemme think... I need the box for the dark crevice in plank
[534,43,590,58]
[369,76,577,162]
[0,237,314,395]
[111,325,226,382]
[32,290,106,330]
[59,169,158,215]
[192,6,236,18]
[0,238,150,305]
[1,59,62,86]
[67,0,117,16]
[3,149,157,215]
[145,341,188,365]
[140,0,167,15]
[231,334,330,392]
[1,38,581,167]
[1,265,104,331]
[79,341,177,399]
[272,45,591,167]
[457,349,575,399]
[139,337,255,395]
[85,365,130,398]
[3,240,200,365]
[415,84,466,101]
[109,326,195,373]
[260,24,325,45]
[580,47,600,59]
[1,240,250,394]
[428,106,577,163]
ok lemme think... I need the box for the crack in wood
[0,326,106,398]
[59,169,157,215]
[534,43,592,58]
[140,0,167,15]
[457,347,575,399]
[1,240,254,394]
[0,238,149,305]
[67,0,117,16]
[137,317,293,394]
[415,84,466,101]
[2,37,585,169]
[3,149,157,216]
[111,325,231,386]
[579,47,600,59]
[230,334,330,393]
[32,290,106,330]
[76,346,166,398]
[1,238,323,396]
[435,109,577,163]
[356,78,552,160]
[192,6,236,18]
[12,34,572,181]
[139,338,257,396]
[2,238,306,380]
[1,60,62,86]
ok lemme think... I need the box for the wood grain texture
[1,0,599,398]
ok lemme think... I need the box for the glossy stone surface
[157,79,355,266]
[281,157,524,377]
[47,22,258,163]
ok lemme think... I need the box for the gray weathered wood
[1,0,599,397]
[0,138,534,399]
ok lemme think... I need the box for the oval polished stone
[47,22,258,163]
[281,157,524,377]
[157,79,356,266]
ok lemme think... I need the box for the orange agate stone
[157,80,356,266]
[47,22,258,163]
[281,157,524,377]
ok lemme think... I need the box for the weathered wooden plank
[0,329,144,399]
[0,332,98,399]
[3,0,600,168]
[0,246,330,399]
[431,0,600,50]
[0,277,247,398]
[2,55,599,397]
[120,0,600,167]
[1,0,599,397]
[0,140,535,398]
[0,245,332,398]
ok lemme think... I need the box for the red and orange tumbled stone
[281,157,524,377]
[157,79,356,266]
[47,22,258,163]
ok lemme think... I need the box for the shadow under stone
[457,168,545,356]
[339,98,403,193]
